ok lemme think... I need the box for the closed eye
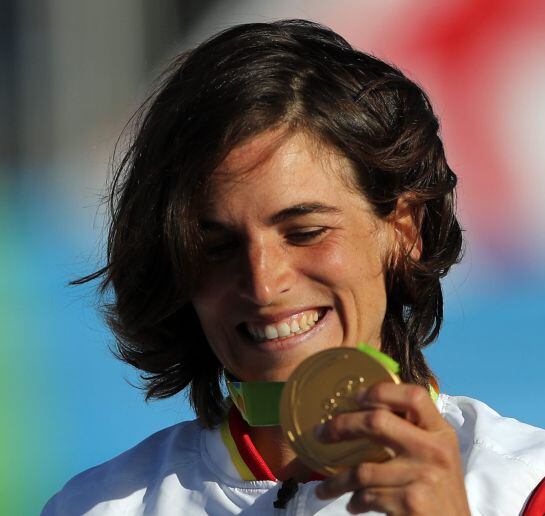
[202,227,329,260]
[286,227,328,245]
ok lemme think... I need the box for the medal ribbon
[227,343,437,427]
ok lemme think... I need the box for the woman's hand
[314,383,470,515]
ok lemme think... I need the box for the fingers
[314,383,457,458]
[315,406,424,455]
[312,383,469,515]
[346,484,430,515]
[346,487,401,515]
[317,466,432,516]
[358,383,443,431]
[315,459,413,500]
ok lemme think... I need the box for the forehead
[196,130,377,232]
[206,129,359,206]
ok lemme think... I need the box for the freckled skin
[192,129,393,382]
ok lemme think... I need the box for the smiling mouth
[240,308,328,342]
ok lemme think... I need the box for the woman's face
[192,130,395,382]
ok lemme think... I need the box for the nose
[238,238,296,306]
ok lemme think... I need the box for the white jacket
[42,394,545,515]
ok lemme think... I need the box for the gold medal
[279,346,401,475]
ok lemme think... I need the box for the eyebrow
[199,202,342,231]
[268,202,342,224]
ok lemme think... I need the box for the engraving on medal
[280,347,401,476]
[319,375,366,422]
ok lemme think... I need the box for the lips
[242,308,328,342]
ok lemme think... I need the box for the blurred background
[1,0,544,513]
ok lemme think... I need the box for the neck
[249,425,313,482]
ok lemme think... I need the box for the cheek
[192,293,230,366]
[192,264,234,313]
[300,237,384,286]
[192,282,214,321]
[191,282,229,345]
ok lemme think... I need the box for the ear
[386,195,423,264]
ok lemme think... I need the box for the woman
[43,19,545,515]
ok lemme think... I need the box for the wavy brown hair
[75,20,463,427]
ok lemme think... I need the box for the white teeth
[265,325,278,339]
[290,320,300,333]
[277,322,291,337]
[246,310,324,341]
